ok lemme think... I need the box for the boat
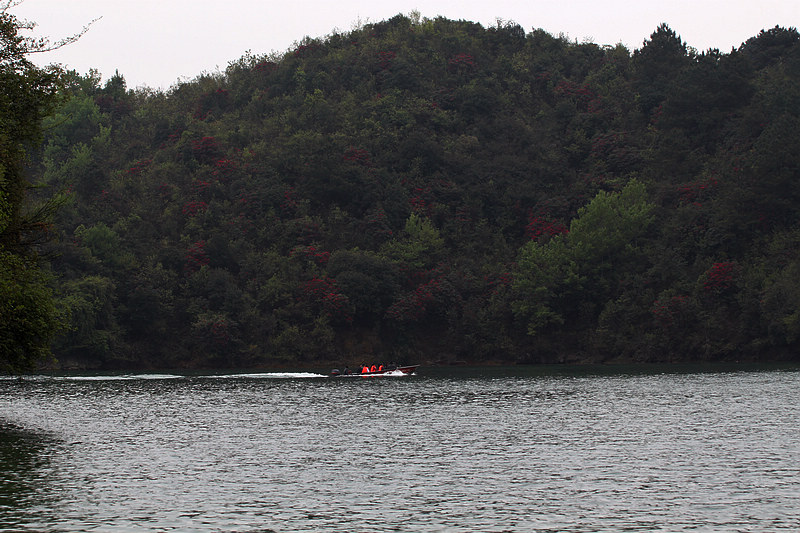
[330,365,419,377]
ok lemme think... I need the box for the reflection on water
[1,365,799,532]
[0,422,61,530]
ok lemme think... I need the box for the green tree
[513,180,655,334]
[0,251,60,371]
[326,249,400,325]
[380,214,444,270]
[632,23,693,115]
[18,14,800,367]
[0,4,69,371]
[54,275,118,363]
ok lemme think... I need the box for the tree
[632,23,693,115]
[12,13,800,367]
[380,214,445,270]
[740,26,800,70]
[0,2,94,371]
[54,275,118,363]
[326,249,399,325]
[0,251,60,371]
[512,180,655,335]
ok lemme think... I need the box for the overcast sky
[12,0,800,90]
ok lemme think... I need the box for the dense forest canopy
[8,13,800,370]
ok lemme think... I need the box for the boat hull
[331,365,418,377]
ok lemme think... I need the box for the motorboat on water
[330,365,419,377]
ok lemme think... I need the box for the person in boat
[361,365,370,374]
[370,364,377,372]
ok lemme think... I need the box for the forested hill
[34,15,800,369]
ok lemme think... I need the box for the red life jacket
[378,365,384,371]
[370,365,377,372]
[362,366,370,373]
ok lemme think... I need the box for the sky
[12,0,800,90]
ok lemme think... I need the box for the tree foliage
[20,14,800,368]
[0,3,71,372]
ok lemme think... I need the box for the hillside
[32,15,800,369]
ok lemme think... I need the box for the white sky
[12,0,800,90]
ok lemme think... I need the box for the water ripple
[1,367,799,531]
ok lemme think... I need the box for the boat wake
[202,372,328,379]
[5,366,417,381]
[4,372,329,381]
[9,374,186,381]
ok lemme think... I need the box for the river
[1,365,799,532]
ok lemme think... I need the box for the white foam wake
[4,372,328,381]
[204,372,327,379]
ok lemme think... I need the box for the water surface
[1,365,799,532]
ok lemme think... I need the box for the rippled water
[1,365,799,532]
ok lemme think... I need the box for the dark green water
[1,365,799,532]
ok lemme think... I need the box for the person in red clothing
[370,364,377,372]
[362,365,370,373]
